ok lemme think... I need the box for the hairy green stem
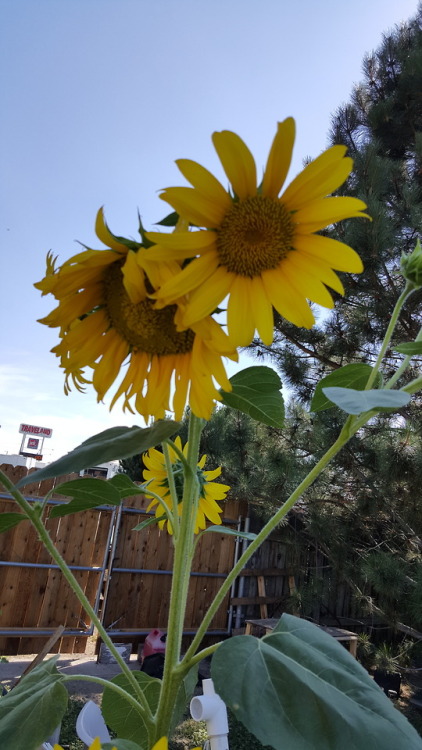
[386,324,422,389]
[365,282,414,390]
[61,674,147,714]
[0,470,152,719]
[162,442,179,538]
[154,414,204,739]
[182,413,368,664]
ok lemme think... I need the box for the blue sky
[1,0,418,460]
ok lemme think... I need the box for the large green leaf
[0,656,68,750]
[102,671,160,747]
[211,615,422,750]
[322,387,410,415]
[0,512,28,532]
[220,366,284,428]
[393,341,422,355]
[311,363,382,412]
[50,477,121,517]
[15,421,181,489]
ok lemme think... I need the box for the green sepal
[155,211,179,227]
[220,366,284,428]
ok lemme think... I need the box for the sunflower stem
[0,469,152,719]
[154,414,204,739]
[385,324,422,389]
[365,281,414,390]
[182,411,377,665]
[162,441,180,538]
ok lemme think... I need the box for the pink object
[142,628,166,659]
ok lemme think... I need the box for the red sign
[27,438,40,449]
[19,423,53,438]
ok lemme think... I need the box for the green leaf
[15,421,181,489]
[0,656,68,750]
[211,614,422,750]
[102,671,160,746]
[202,525,257,541]
[156,211,179,227]
[0,512,28,532]
[393,341,422,355]
[322,387,411,415]
[132,514,166,532]
[50,477,121,517]
[311,363,382,412]
[220,366,284,428]
[108,473,145,499]
[169,664,199,734]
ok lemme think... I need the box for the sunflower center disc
[216,195,294,276]
[103,263,194,355]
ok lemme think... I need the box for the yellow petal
[282,256,335,308]
[250,276,274,345]
[203,466,222,480]
[281,145,348,206]
[176,159,232,211]
[261,267,315,329]
[262,118,296,199]
[294,233,363,273]
[212,131,257,200]
[173,353,191,421]
[95,207,130,252]
[291,250,345,294]
[122,250,147,304]
[283,158,353,210]
[294,197,370,233]
[152,251,219,306]
[93,331,129,400]
[144,230,217,255]
[227,276,256,347]
[181,266,235,328]
[160,188,225,228]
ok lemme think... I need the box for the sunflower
[143,436,230,534]
[35,209,237,421]
[143,118,368,347]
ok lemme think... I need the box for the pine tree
[243,8,422,633]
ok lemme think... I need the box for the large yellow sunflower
[143,436,230,534]
[143,118,368,347]
[35,210,237,421]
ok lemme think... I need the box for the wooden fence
[0,463,245,654]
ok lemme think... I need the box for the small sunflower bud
[400,239,422,288]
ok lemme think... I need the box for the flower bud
[400,239,422,287]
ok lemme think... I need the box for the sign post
[18,423,53,461]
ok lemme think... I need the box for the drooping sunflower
[144,118,369,347]
[143,436,230,534]
[35,209,237,421]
